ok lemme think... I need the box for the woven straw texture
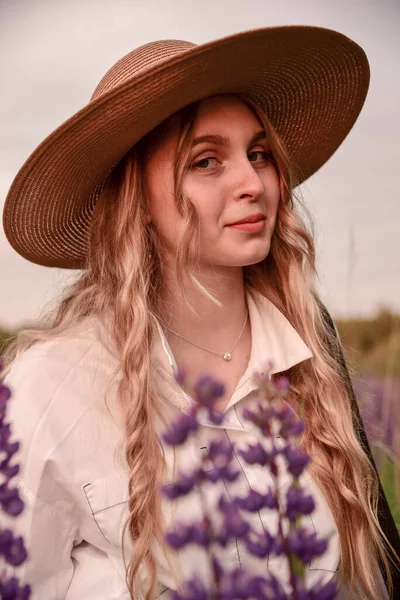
[3,26,370,269]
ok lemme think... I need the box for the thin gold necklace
[163,309,248,362]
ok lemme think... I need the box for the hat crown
[91,39,196,101]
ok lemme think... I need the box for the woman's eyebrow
[249,131,267,144]
[191,130,266,148]
[191,134,229,148]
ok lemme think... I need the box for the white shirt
[5,290,344,599]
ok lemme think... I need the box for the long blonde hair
[3,95,398,599]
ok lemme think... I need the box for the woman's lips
[227,219,266,233]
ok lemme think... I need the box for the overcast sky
[0,0,399,328]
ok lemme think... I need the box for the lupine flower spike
[0,359,31,599]
[161,367,337,600]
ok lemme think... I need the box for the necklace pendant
[223,352,232,361]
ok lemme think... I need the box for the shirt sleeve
[3,343,86,599]
[11,480,77,599]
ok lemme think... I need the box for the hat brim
[3,26,369,268]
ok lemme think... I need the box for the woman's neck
[161,264,248,345]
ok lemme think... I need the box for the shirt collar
[245,288,312,376]
[151,288,312,416]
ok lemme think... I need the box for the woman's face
[144,95,280,269]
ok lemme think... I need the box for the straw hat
[2,26,369,269]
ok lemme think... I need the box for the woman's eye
[193,157,218,169]
[248,151,269,163]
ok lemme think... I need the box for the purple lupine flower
[0,485,24,517]
[234,488,278,513]
[241,406,256,423]
[207,408,225,426]
[0,577,31,600]
[219,567,289,600]
[165,522,196,550]
[278,406,305,440]
[218,567,254,600]
[308,580,337,600]
[234,489,266,512]
[287,527,328,564]
[204,465,241,484]
[0,424,12,449]
[293,578,337,600]
[166,518,213,550]
[218,497,250,539]
[0,529,28,567]
[202,439,240,484]
[282,444,310,478]
[263,489,279,509]
[237,442,269,466]
[0,389,11,408]
[239,441,280,478]
[242,403,275,437]
[251,369,289,403]
[250,581,287,600]
[213,525,231,548]
[274,376,290,396]
[251,366,272,389]
[207,439,234,463]
[162,411,199,446]
[285,485,315,522]
[191,519,213,547]
[0,464,20,481]
[193,376,225,408]
[243,529,277,558]
[171,575,209,600]
[175,368,187,387]
[0,363,31,597]
[2,442,20,460]
[246,573,288,600]
[161,471,199,500]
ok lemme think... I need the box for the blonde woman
[2,26,399,600]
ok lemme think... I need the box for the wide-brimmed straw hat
[3,26,369,269]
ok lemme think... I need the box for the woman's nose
[231,158,265,201]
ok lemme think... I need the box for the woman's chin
[205,249,271,269]
[235,243,272,266]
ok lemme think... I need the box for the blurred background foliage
[1,308,399,530]
[335,307,400,530]
[0,328,16,354]
[336,307,400,378]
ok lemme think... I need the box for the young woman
[2,26,399,600]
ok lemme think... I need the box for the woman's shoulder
[4,317,121,453]
[6,316,117,388]
[2,318,127,516]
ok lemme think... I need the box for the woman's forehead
[143,94,263,160]
[194,95,262,132]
